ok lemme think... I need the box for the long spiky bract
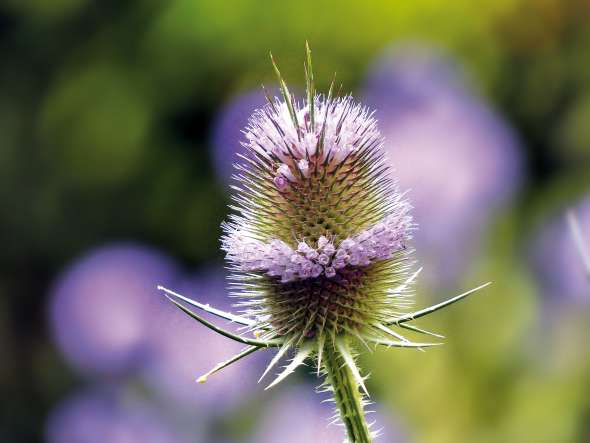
[158,45,490,442]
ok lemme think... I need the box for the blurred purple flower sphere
[250,385,404,442]
[48,243,178,376]
[532,195,590,302]
[46,387,192,443]
[250,386,345,443]
[362,44,523,284]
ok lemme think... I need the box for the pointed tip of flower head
[197,375,207,384]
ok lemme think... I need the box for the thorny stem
[323,340,372,443]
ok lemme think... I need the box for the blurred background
[2,0,590,442]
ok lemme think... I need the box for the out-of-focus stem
[567,211,590,277]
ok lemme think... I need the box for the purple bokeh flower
[362,44,523,284]
[142,269,263,411]
[250,386,345,443]
[250,385,404,443]
[48,243,178,377]
[45,386,193,443]
[531,195,590,303]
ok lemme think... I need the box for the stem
[323,340,372,443]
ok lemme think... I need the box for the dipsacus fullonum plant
[158,45,490,443]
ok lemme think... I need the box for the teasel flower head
[158,44,490,442]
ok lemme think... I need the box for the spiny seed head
[222,56,415,345]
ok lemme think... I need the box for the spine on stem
[323,340,372,443]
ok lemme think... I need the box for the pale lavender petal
[224,205,411,283]
[243,95,381,175]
